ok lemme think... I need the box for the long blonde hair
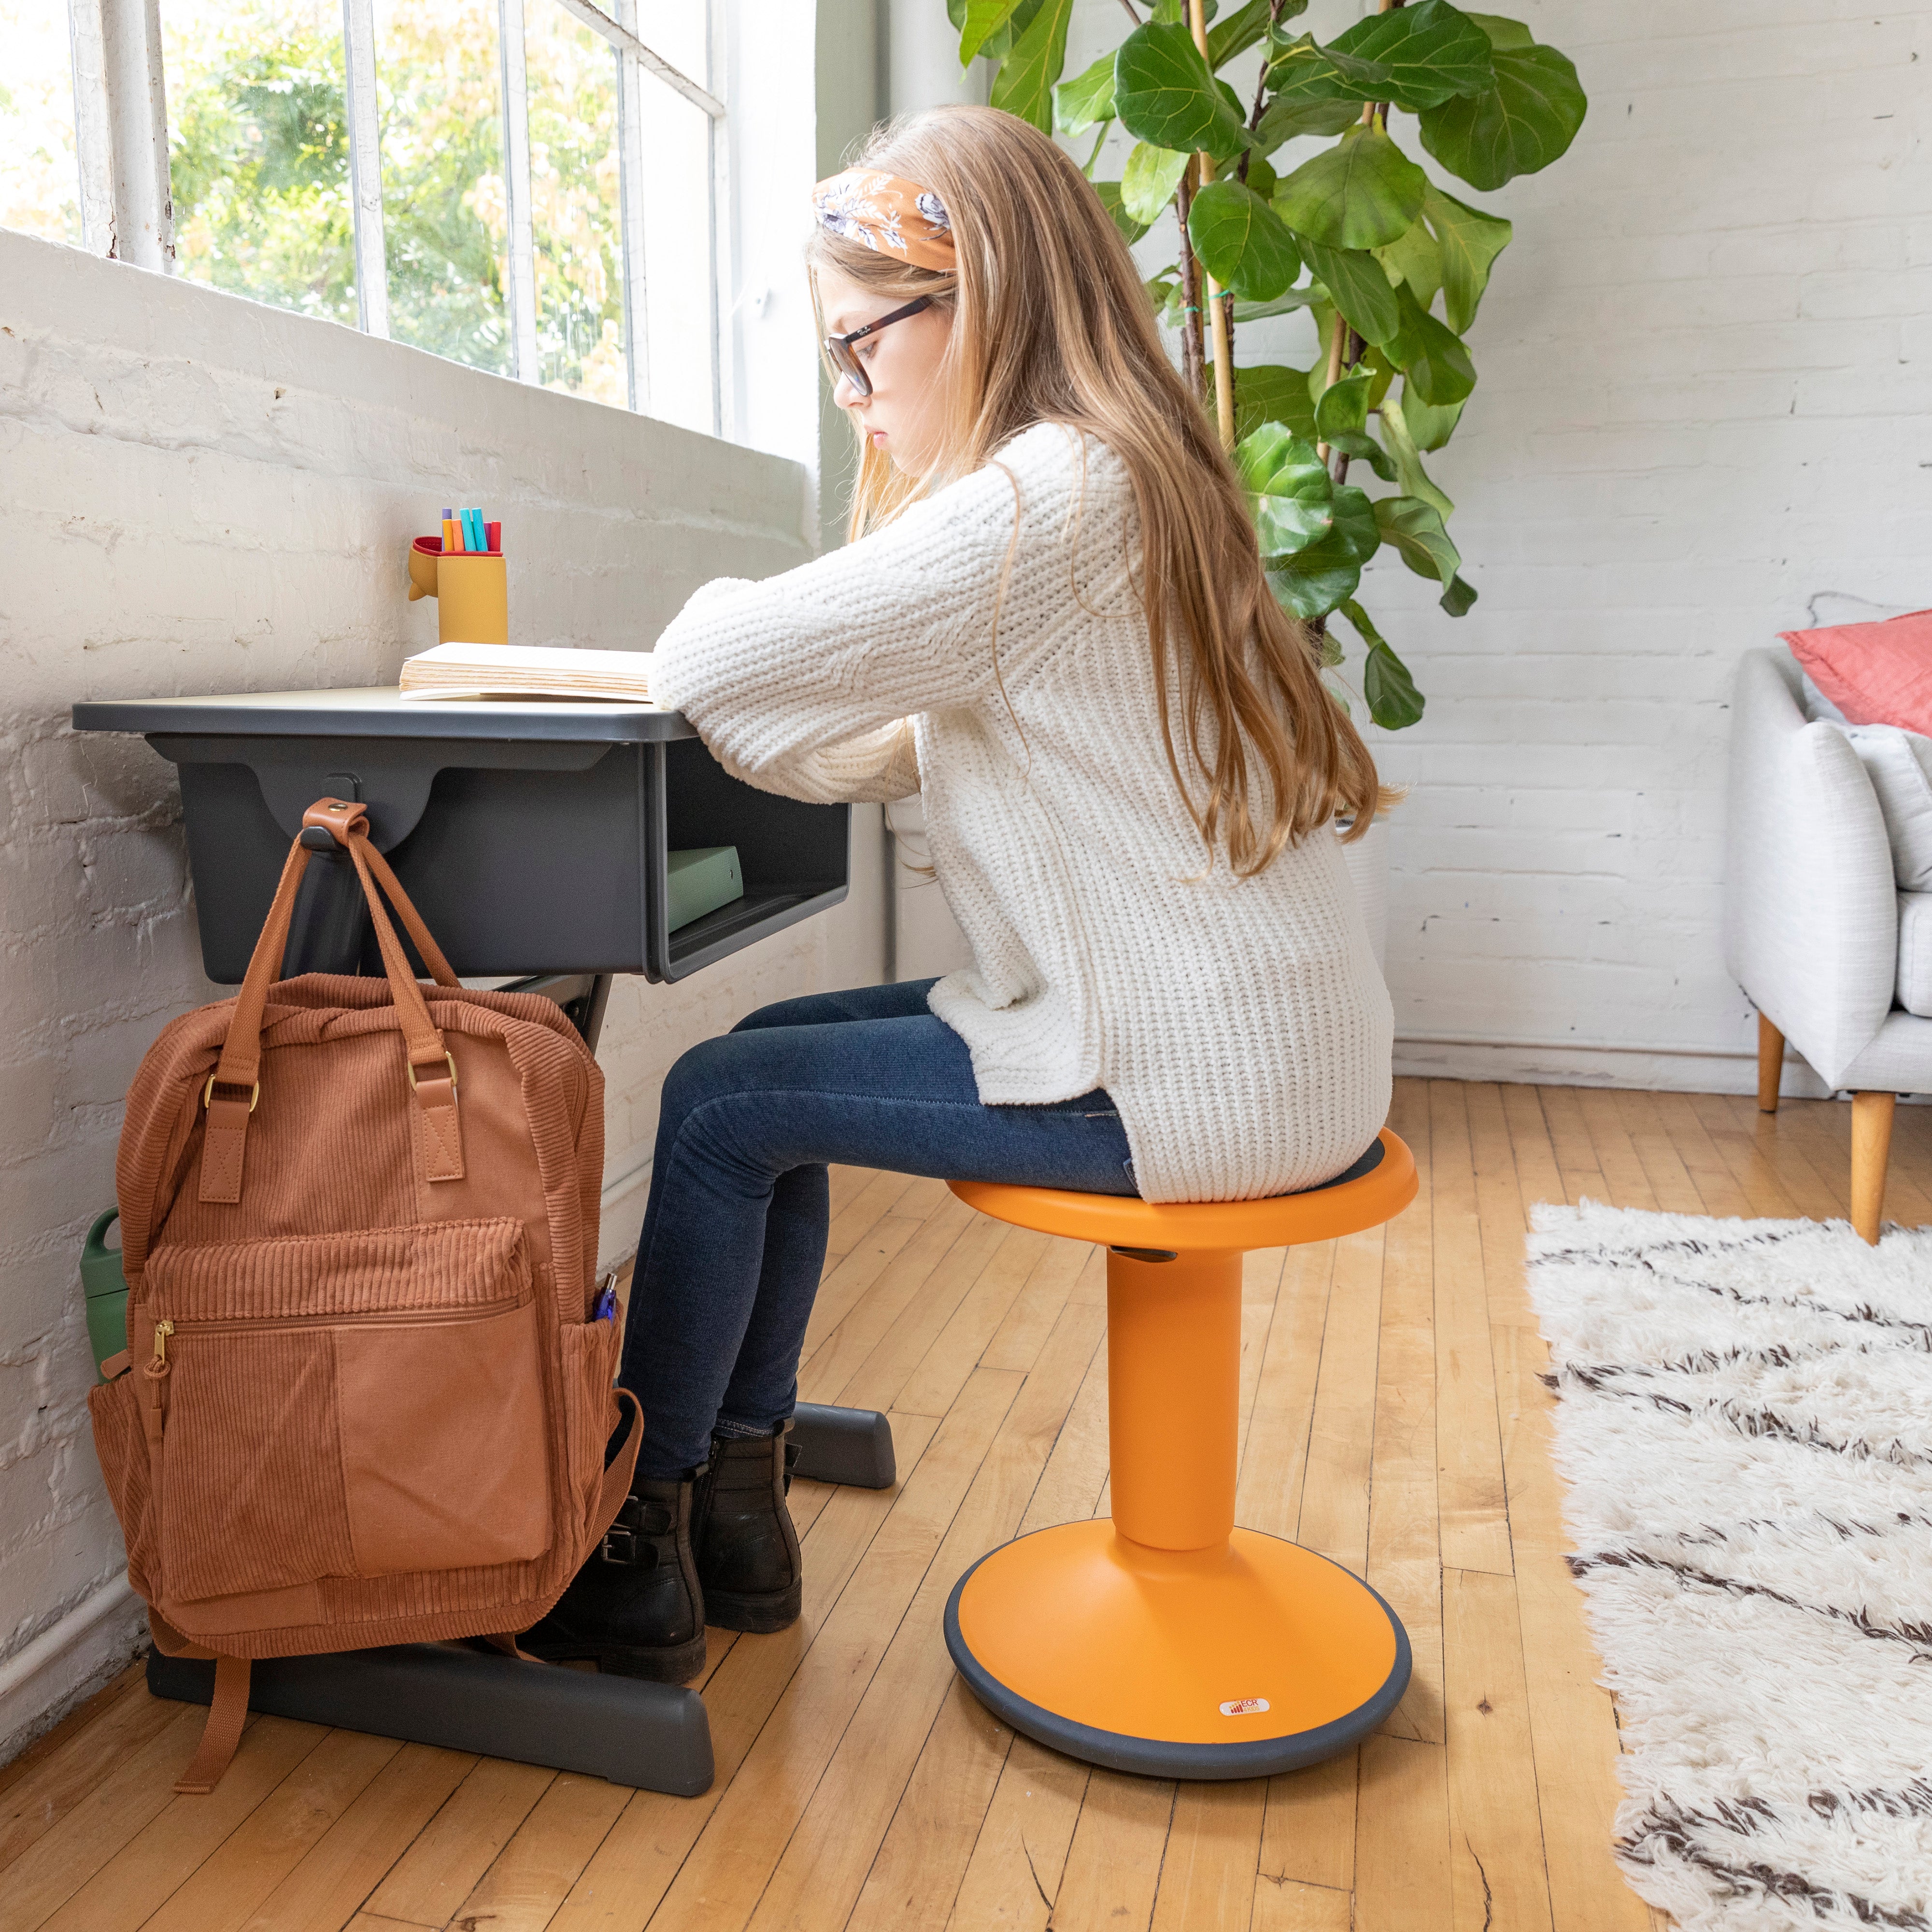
[808,106,1388,872]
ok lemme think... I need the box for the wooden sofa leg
[1851,1091,1895,1245]
[1756,1013,1784,1113]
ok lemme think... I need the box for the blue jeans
[618,978,1136,1478]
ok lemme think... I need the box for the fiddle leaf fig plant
[947,0,1587,729]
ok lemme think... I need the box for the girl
[525,105,1393,1683]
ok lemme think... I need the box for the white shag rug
[1525,1202,1932,1932]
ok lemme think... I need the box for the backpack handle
[199,799,468,1204]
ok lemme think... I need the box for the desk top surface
[72,687,698,743]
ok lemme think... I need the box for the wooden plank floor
[11,1080,1930,1932]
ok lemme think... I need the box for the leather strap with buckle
[198,797,469,1204]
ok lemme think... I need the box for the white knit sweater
[650,422,1392,1202]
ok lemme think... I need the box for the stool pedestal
[943,1189,1412,1781]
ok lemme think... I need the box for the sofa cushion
[1781,610,1932,733]
[1841,725,1932,893]
[1899,893,1932,1017]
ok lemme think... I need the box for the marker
[442,510,458,552]
[469,508,486,552]
[485,519,501,554]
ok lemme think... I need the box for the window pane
[628,0,715,434]
[373,0,510,373]
[629,0,705,78]
[162,0,357,325]
[526,2,625,406]
[0,0,82,245]
[637,79,713,436]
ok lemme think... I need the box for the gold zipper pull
[146,1320,174,1378]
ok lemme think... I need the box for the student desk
[71,687,899,1796]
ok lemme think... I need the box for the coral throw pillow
[1781,610,1932,733]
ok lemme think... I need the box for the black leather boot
[692,1424,802,1633]
[523,1473,707,1682]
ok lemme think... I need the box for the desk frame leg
[146,1642,713,1794]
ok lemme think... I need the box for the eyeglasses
[823,295,939,399]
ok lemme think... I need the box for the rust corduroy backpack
[88,798,639,1793]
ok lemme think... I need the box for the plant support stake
[1189,0,1236,452]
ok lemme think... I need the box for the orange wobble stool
[945,1131,1418,1779]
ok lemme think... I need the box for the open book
[398,642,657,704]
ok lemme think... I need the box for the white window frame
[61,0,728,434]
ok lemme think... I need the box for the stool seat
[940,1129,1419,1782]
[951,1129,1416,1252]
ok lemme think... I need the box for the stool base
[944,1521,1410,1781]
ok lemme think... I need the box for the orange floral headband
[811,169,955,273]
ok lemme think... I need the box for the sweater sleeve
[648,424,1097,804]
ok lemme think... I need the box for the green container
[667,845,743,933]
[81,1208,128,1380]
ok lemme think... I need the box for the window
[0,0,83,246]
[29,0,725,434]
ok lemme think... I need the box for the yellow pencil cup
[408,538,509,646]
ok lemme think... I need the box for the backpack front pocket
[146,1218,553,1601]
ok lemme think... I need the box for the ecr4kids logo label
[1218,1697,1270,1717]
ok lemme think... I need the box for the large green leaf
[1355,337,1398,408]
[1266,484,1379,616]
[1418,38,1587,190]
[1270,558,1363,621]
[1207,0,1294,71]
[1188,180,1302,301]
[1378,389,1454,516]
[1094,181,1150,246]
[1223,363,1319,443]
[976,0,1046,61]
[1146,266,1185,328]
[1328,0,1495,110]
[1233,286,1325,326]
[1315,366,1398,480]
[1272,124,1425,252]
[1253,92,1363,154]
[1421,182,1511,332]
[958,0,1023,65]
[1114,23,1251,163]
[1465,13,1534,49]
[1054,50,1117,133]
[1363,645,1427,725]
[989,0,1076,132]
[1120,141,1191,225]
[1383,282,1477,403]
[1313,368,1372,440]
[1330,431,1396,482]
[1333,600,1425,728]
[1264,31,1392,108]
[1236,423,1334,555]
[1295,235,1399,345]
[1373,219,1443,313]
[1403,385,1465,450]
[1373,496,1477,614]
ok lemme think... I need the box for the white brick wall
[0,225,881,1753]
[1337,0,1931,1091]
[1045,0,1932,1094]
